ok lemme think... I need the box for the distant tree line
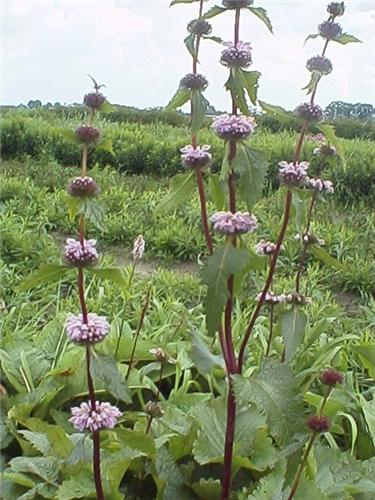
[324,101,375,120]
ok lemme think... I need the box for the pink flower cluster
[66,313,110,343]
[70,401,121,432]
[278,161,309,187]
[256,240,284,256]
[212,114,256,141]
[220,41,252,68]
[64,238,98,267]
[180,145,212,169]
[256,292,286,305]
[210,211,257,235]
[68,176,100,198]
[133,234,145,261]
[307,177,334,194]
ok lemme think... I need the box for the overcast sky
[2,0,374,111]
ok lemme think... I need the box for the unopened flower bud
[327,2,345,17]
[307,415,330,433]
[150,347,168,363]
[180,73,208,91]
[318,21,342,40]
[222,0,253,8]
[187,19,212,36]
[285,292,311,306]
[320,368,344,386]
[83,92,106,110]
[68,176,100,198]
[306,55,333,75]
[75,126,101,144]
[295,103,323,122]
[143,401,164,418]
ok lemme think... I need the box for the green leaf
[63,194,81,221]
[191,90,208,133]
[202,35,223,44]
[310,245,345,270]
[55,472,96,499]
[155,446,192,500]
[54,127,80,145]
[233,360,305,445]
[241,70,261,105]
[95,138,114,155]
[82,199,106,232]
[233,143,268,210]
[1,472,36,489]
[191,478,221,499]
[247,459,286,499]
[353,345,375,378]
[259,101,296,123]
[18,264,70,291]
[248,7,273,34]
[315,123,346,169]
[280,308,307,362]
[9,456,61,484]
[87,267,127,286]
[90,352,131,403]
[304,33,319,45]
[67,434,92,465]
[208,173,226,211]
[165,87,190,111]
[156,172,195,213]
[184,33,196,59]
[99,100,116,114]
[190,331,225,374]
[202,5,227,19]
[332,33,362,45]
[115,428,156,456]
[18,430,50,455]
[226,69,248,115]
[201,244,250,335]
[192,397,267,466]
[302,71,321,95]
[170,0,203,5]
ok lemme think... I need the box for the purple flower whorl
[278,161,309,188]
[327,2,345,17]
[68,176,100,198]
[307,415,330,433]
[307,177,334,194]
[212,114,256,141]
[318,21,342,40]
[70,401,121,431]
[295,103,323,122]
[188,19,212,36]
[75,126,101,144]
[222,0,253,9]
[306,55,333,75]
[210,211,257,235]
[220,41,252,69]
[180,145,212,169]
[180,73,208,91]
[66,313,110,344]
[83,92,106,110]
[64,238,98,267]
[256,240,283,256]
[320,368,344,386]
[256,292,286,305]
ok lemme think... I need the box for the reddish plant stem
[77,268,88,324]
[86,346,104,500]
[146,363,164,434]
[238,189,293,371]
[287,433,316,500]
[221,383,236,500]
[126,286,151,380]
[293,122,307,165]
[195,168,213,255]
[265,304,274,357]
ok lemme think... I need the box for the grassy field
[1,122,375,497]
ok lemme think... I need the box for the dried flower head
[278,161,309,187]
[220,41,252,68]
[295,102,323,122]
[307,177,334,194]
[64,238,98,267]
[180,144,212,169]
[70,401,121,432]
[180,73,208,91]
[143,401,164,418]
[222,0,253,8]
[83,92,106,110]
[256,240,284,256]
[132,234,145,261]
[285,292,312,306]
[210,211,257,235]
[212,114,256,141]
[188,19,212,36]
[306,55,333,75]
[75,126,101,144]
[327,2,345,17]
[66,313,110,344]
[320,368,344,386]
[307,415,330,433]
[256,292,286,305]
[318,21,342,40]
[313,144,337,157]
[150,347,168,363]
[67,176,100,198]
[297,232,325,246]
